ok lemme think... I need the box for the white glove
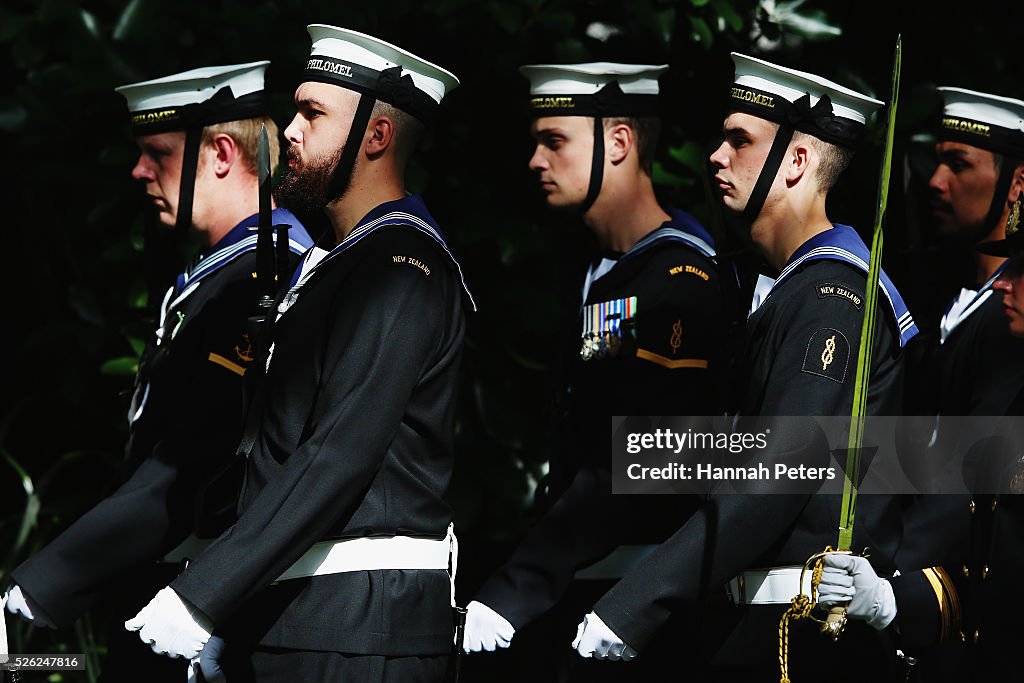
[572,611,637,661]
[5,585,55,628]
[818,554,897,630]
[125,587,213,659]
[462,600,515,653]
[198,635,227,683]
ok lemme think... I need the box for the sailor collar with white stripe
[939,262,1007,343]
[623,209,716,262]
[754,224,918,348]
[174,207,312,297]
[581,208,716,305]
[280,194,476,315]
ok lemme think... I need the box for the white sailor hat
[116,61,270,135]
[519,62,667,117]
[301,24,459,123]
[937,87,1024,158]
[728,53,883,148]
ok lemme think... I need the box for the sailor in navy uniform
[575,54,918,680]
[910,88,1024,420]
[119,26,472,683]
[3,62,312,681]
[821,226,1024,681]
[463,63,730,680]
[897,90,1024,584]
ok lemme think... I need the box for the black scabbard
[445,605,468,683]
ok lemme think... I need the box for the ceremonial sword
[825,35,903,638]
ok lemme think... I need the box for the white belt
[726,565,812,605]
[574,545,658,580]
[276,523,459,606]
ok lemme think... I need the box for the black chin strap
[175,126,203,232]
[324,65,419,206]
[979,156,1020,242]
[741,121,795,225]
[581,116,604,213]
[739,93,841,225]
[326,94,377,204]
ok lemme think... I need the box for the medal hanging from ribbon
[580,296,637,361]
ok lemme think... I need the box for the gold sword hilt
[800,548,855,640]
[815,547,869,641]
[822,606,848,641]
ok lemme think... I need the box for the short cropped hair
[371,100,426,166]
[793,131,855,192]
[604,116,661,176]
[201,116,280,175]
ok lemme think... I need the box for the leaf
[652,161,695,188]
[668,141,707,174]
[130,287,148,310]
[654,7,676,43]
[584,21,622,42]
[127,336,146,356]
[3,450,35,498]
[759,0,841,40]
[130,215,145,252]
[689,16,713,47]
[784,9,842,40]
[690,0,711,6]
[74,613,101,683]
[113,0,145,41]
[79,9,99,38]
[1,450,39,569]
[100,357,139,376]
[712,0,746,32]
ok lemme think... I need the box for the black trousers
[222,649,448,683]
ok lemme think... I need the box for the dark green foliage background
[0,0,1021,679]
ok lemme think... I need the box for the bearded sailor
[122,25,473,683]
